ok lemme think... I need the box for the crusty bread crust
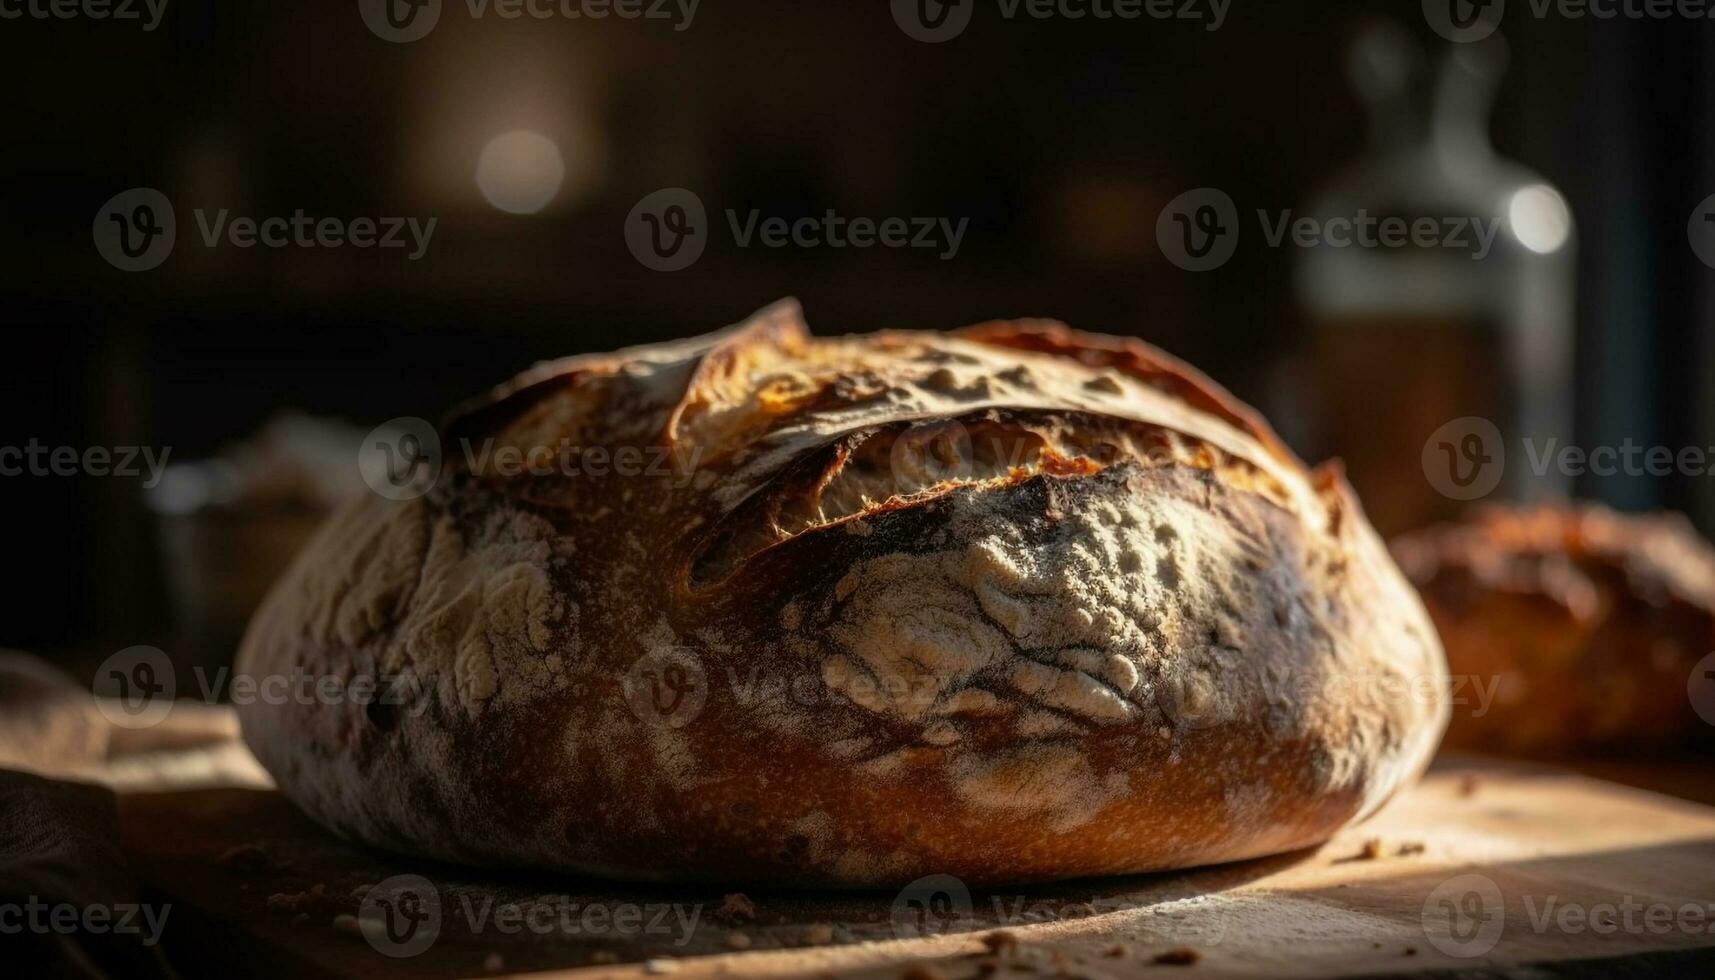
[237,300,1448,886]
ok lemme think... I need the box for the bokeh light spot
[476,130,566,215]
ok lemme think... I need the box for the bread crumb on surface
[715,892,756,925]
[644,957,678,974]
[266,883,337,919]
[1358,838,1384,861]
[802,923,835,945]
[1152,947,1201,966]
[981,929,1020,954]
[725,931,753,950]
[1458,774,1481,797]
[1103,943,1127,958]
[1397,841,1426,857]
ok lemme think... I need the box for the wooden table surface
[114,755,1715,979]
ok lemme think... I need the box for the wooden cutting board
[117,758,1715,979]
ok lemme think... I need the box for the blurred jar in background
[145,414,366,671]
[1296,26,1575,537]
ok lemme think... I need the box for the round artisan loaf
[236,299,1448,886]
[1392,503,1715,756]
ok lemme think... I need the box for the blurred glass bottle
[1296,26,1574,536]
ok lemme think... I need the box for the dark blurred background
[1,0,1711,667]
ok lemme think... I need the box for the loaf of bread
[1392,503,1715,756]
[237,300,1448,886]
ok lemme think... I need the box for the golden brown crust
[956,320,1301,474]
[237,299,1448,886]
[1391,503,1715,755]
